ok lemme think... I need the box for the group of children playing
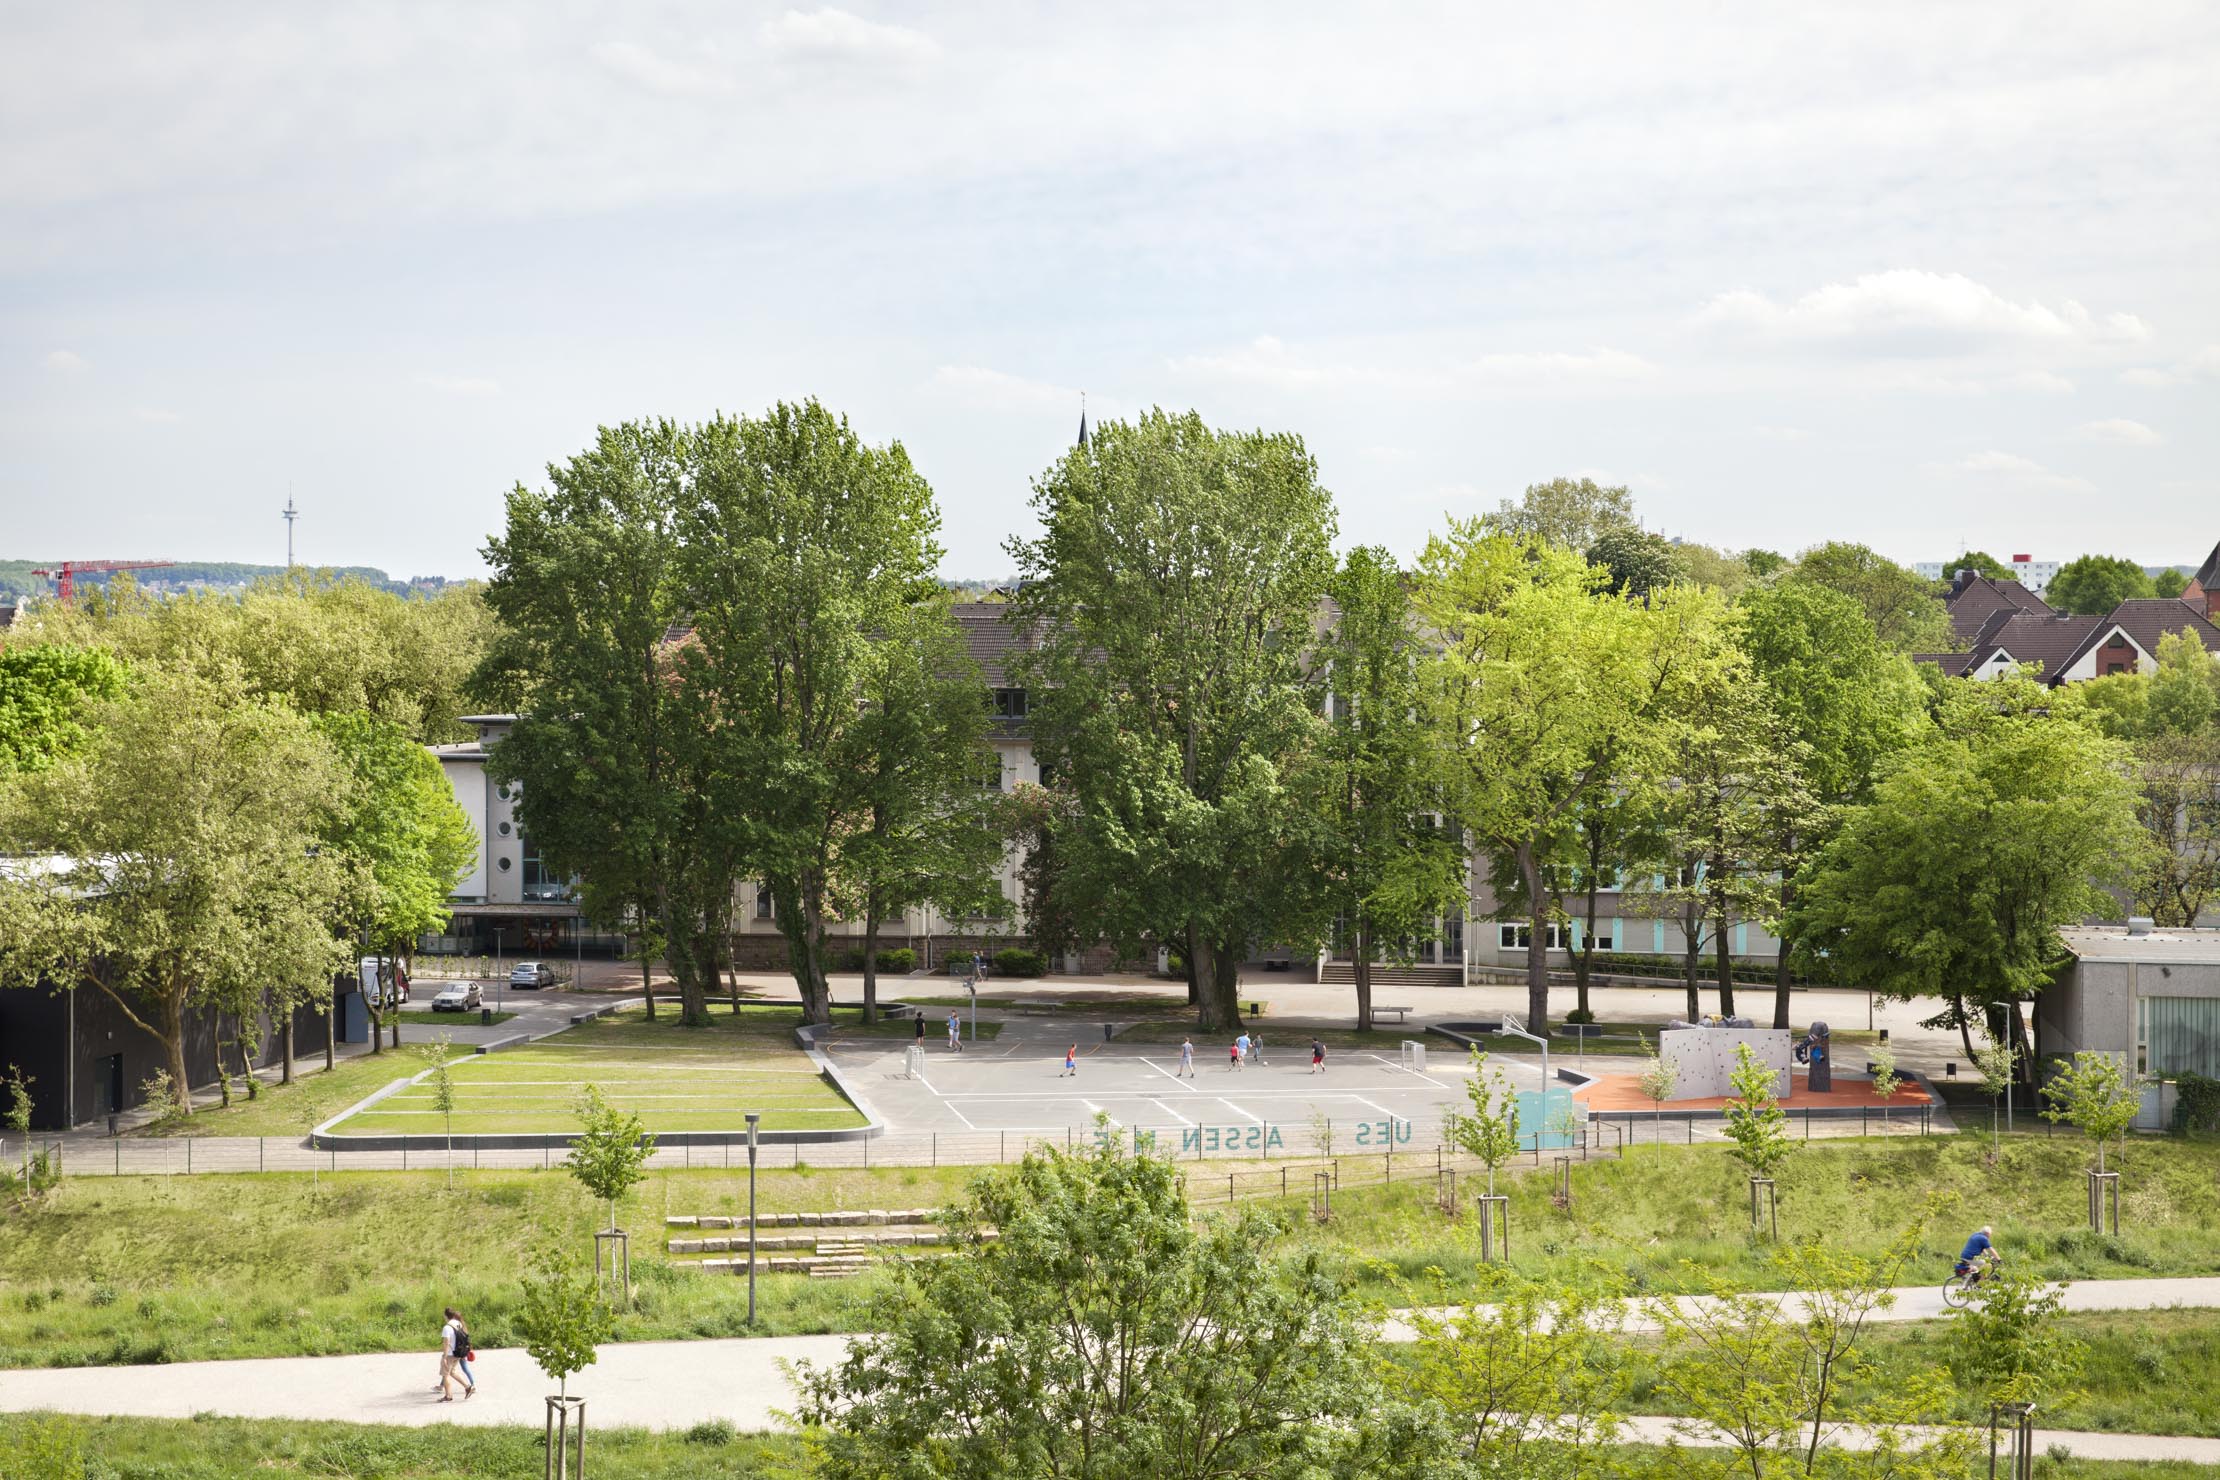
[1058,1033,1326,1077]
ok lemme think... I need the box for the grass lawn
[327,1005,864,1136]
[131,1049,434,1139]
[0,1412,808,1479]
[2,1415,2207,1480]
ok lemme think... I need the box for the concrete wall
[1660,1026,1794,1099]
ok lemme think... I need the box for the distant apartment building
[426,715,607,958]
[1913,553,2059,595]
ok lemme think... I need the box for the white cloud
[417,374,501,396]
[2077,417,2161,445]
[2118,344,2220,387]
[1167,336,1652,394]
[591,41,733,97]
[43,349,89,374]
[928,365,1074,411]
[1696,270,2150,348]
[759,8,938,70]
[131,407,182,424]
[1931,449,2092,492]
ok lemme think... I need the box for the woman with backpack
[436,1307,476,1400]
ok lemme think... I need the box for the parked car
[510,961,556,989]
[430,982,483,1012]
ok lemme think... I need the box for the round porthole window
[496,785,511,801]
[497,821,511,836]
[497,857,513,871]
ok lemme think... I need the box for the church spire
[1076,390,1089,450]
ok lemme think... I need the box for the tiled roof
[1961,612,2103,680]
[2052,599,2220,678]
[1943,575,2052,648]
[2193,540,2220,592]
[1910,652,1974,677]
[951,601,1043,688]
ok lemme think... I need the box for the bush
[1165,953,1187,978]
[2173,1071,2220,1134]
[876,948,915,975]
[993,948,1046,977]
[685,1418,737,1446]
[1577,950,1814,987]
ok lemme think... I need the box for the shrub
[834,948,865,971]
[1165,953,1187,978]
[685,1418,738,1446]
[993,948,1046,977]
[2173,1071,2220,1134]
[876,948,915,974]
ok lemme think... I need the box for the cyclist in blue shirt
[1955,1225,1998,1281]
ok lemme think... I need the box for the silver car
[509,961,556,989]
[430,982,483,1012]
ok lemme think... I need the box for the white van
[357,957,411,1008]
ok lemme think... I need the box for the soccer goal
[1399,1040,1428,1073]
[905,1045,928,1081]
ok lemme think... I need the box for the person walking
[451,1309,477,1398]
[1229,1040,1242,1071]
[1061,1043,1078,1078]
[1251,1032,1265,1068]
[1310,1038,1326,1075]
[948,1012,963,1052]
[1178,1037,1195,1077]
[434,1307,471,1401]
[914,1010,926,1046]
[1235,1031,1251,1067]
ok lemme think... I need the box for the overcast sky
[4,3,2216,579]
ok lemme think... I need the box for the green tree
[565,1084,658,1241]
[795,1135,1381,1480]
[678,401,960,1026]
[1444,1050,1523,1198]
[2148,629,2220,736]
[1783,541,1952,653]
[1670,541,1757,598]
[1586,525,1677,599]
[2131,729,2220,927]
[1972,1038,2017,1148]
[1565,786,1658,1023]
[1721,1042,1791,1187]
[2039,1050,2140,1174]
[1941,551,2014,582]
[1792,677,2146,1076]
[1741,548,1789,579]
[0,669,352,1117]
[840,598,1001,1023]
[1634,1036,1678,1156]
[2155,568,2191,599]
[0,645,129,776]
[1416,528,1719,1033]
[316,713,476,1065]
[1008,410,1336,1031]
[1946,1263,2085,1408]
[413,1033,458,1188]
[477,419,746,1028]
[1485,475,1635,551]
[515,1248,615,1400]
[1308,546,1466,1031]
[2046,554,2157,615]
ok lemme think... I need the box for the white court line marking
[1216,1099,1263,1124]
[1138,1057,1201,1092]
[1150,1098,1196,1126]
[1367,1052,1432,1081]
[1078,1099,1120,1126]
[1351,1096,1400,1119]
[941,1099,981,1129]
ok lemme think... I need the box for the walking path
[7,1278,2219,1453]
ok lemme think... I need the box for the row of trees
[0,577,485,1115]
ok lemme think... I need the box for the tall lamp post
[745,1111,761,1325]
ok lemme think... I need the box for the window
[497,821,511,837]
[978,755,1005,791]
[1589,932,1614,951]
[756,884,774,921]
[520,830,569,902]
[992,687,1028,718]
[1496,922,1562,950]
[2142,997,2220,1079]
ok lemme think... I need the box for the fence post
[186,1138,193,1174]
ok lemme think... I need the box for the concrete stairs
[665,1207,976,1278]
[1316,961,1462,989]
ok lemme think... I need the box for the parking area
[827,1032,1535,1151]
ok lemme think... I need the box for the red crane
[29,560,175,606]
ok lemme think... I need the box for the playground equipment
[1794,1021,1833,1092]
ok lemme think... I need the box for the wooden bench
[1375,1004,1413,1024]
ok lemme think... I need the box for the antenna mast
[283,495,299,568]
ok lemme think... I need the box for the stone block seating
[1659,1024,1794,1100]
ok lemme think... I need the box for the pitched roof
[2193,539,2220,592]
[951,601,1042,688]
[1942,575,2052,648]
[2052,599,2220,678]
[1958,611,2103,681]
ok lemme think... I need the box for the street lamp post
[745,1111,761,1324]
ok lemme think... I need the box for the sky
[3,2,2217,581]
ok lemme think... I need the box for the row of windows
[1496,923,1615,951]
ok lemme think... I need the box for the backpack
[453,1326,472,1359]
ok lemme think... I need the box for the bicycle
[1942,1251,2000,1308]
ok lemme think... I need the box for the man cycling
[1955,1225,1999,1286]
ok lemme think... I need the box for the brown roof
[1911,651,1975,677]
[2051,599,2220,679]
[2193,540,2220,592]
[1959,611,2104,681]
[951,601,1043,688]
[1943,575,2053,648]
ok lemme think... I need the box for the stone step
[666,1207,939,1231]
[668,1228,953,1255]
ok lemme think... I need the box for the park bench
[1375,1004,1413,1023]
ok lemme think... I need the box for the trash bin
[480,1007,494,1025]
[1103,1023,1114,1042]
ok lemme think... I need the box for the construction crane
[28,559,175,607]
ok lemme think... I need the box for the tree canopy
[1485,475,1636,551]
[1782,542,1952,653]
[2046,554,2157,615]
[0,644,129,776]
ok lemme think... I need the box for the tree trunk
[1516,843,1551,1034]
[725,939,741,1015]
[1575,881,1599,1021]
[1955,994,1979,1066]
[785,891,834,1025]
[324,984,335,1072]
[639,945,656,1022]
[1353,915,1373,1033]
[1191,925,1243,1032]
[162,992,191,1121]
[861,903,881,1025]
[1713,912,1736,1018]
[281,1011,294,1086]
[217,1023,233,1107]
[1771,869,1796,1030]
[1681,917,1701,1023]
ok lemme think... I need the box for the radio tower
[283,495,299,568]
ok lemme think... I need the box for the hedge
[992,948,1047,977]
[834,947,917,974]
[1576,949,1816,988]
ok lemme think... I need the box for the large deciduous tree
[680,401,959,1026]
[2046,554,2158,615]
[1009,410,1336,1031]
[0,645,129,776]
[1308,546,1465,1032]
[1783,542,1953,654]
[1416,529,1718,1034]
[1735,581,1927,1026]
[1484,475,1635,551]
[1792,677,2147,1072]
[0,669,352,1115]
[478,420,747,1028]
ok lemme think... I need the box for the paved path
[7,1278,2219,1445]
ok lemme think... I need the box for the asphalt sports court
[831,1036,1541,1153]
